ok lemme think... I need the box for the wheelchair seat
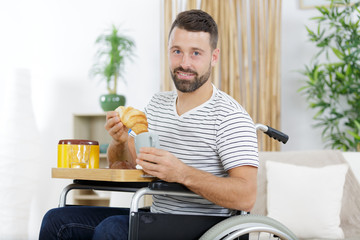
[130,211,232,240]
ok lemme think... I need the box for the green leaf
[345,64,352,76]
[354,120,360,131]
[298,85,310,92]
[316,6,330,15]
[305,26,316,38]
[311,16,326,22]
[313,65,320,82]
[332,47,344,60]
[313,109,325,119]
[335,71,345,79]
[347,130,360,140]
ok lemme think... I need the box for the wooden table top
[52,168,155,182]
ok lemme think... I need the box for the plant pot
[99,94,126,111]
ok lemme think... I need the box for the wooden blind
[161,0,282,151]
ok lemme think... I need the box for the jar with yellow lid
[58,139,99,168]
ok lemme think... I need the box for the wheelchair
[59,124,298,240]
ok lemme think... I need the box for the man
[39,9,258,240]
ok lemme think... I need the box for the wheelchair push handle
[255,123,289,144]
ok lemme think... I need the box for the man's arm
[181,165,257,212]
[136,148,257,212]
[105,111,137,169]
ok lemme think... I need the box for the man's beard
[170,65,211,93]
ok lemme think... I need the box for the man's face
[168,27,219,93]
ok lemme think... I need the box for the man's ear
[211,48,220,66]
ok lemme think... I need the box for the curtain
[161,0,282,151]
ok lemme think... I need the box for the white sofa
[252,150,360,240]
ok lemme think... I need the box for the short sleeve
[216,112,259,171]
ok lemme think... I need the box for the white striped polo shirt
[143,85,259,216]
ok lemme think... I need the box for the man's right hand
[104,111,129,145]
[105,111,137,169]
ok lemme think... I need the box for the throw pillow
[266,161,348,239]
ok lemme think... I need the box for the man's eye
[174,50,181,54]
[193,51,200,56]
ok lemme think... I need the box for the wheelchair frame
[59,124,298,240]
[128,183,297,240]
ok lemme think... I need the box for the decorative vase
[0,68,40,239]
[99,94,126,111]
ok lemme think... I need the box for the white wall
[0,0,330,239]
[0,0,161,239]
[281,0,324,151]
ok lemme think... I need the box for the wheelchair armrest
[148,180,191,192]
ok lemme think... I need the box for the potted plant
[91,25,135,111]
[299,0,360,151]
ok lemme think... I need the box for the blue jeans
[39,206,130,240]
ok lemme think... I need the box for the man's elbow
[241,197,256,212]
[234,188,257,212]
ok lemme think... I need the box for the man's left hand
[136,148,188,183]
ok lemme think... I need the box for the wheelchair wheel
[199,215,298,240]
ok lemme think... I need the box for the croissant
[115,106,148,135]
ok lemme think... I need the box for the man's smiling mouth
[177,71,196,79]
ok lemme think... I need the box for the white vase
[0,68,41,239]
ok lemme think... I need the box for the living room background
[0,0,325,239]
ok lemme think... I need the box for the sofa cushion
[252,150,360,238]
[266,161,347,238]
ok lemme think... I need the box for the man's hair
[169,9,218,50]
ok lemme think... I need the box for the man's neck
[176,81,213,116]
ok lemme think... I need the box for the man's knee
[41,208,64,228]
[41,207,97,240]
[39,208,62,239]
[93,215,129,240]
[41,207,73,228]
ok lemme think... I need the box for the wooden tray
[52,168,155,182]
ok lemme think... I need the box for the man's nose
[180,54,191,69]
